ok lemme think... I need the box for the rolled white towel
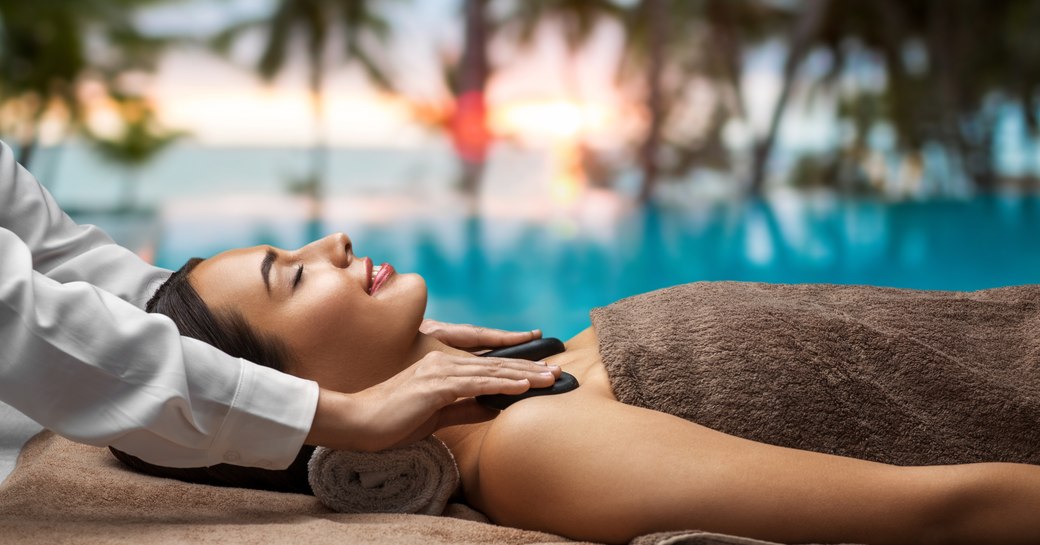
[307,436,460,515]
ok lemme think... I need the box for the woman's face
[188,233,428,392]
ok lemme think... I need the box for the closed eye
[292,264,304,290]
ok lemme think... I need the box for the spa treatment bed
[4,281,1039,544]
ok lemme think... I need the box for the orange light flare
[549,140,588,204]
[489,99,611,204]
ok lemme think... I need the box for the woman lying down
[110,233,1040,545]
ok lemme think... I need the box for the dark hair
[109,258,315,495]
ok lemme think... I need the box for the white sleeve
[0,143,320,469]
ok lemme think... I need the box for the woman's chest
[545,327,617,403]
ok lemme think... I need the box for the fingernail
[536,360,549,366]
[539,371,554,377]
[548,365,561,371]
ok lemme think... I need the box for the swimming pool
[150,194,1040,340]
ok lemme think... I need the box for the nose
[301,233,353,268]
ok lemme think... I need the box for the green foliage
[504,0,624,54]
[771,0,1040,194]
[83,93,187,211]
[85,94,186,168]
[5,0,1040,201]
[209,0,397,211]
[0,0,173,167]
[211,0,395,94]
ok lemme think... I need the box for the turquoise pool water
[151,196,1040,340]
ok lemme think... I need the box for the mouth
[368,261,395,295]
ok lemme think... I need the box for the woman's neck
[403,332,471,365]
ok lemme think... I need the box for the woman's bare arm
[472,394,1040,545]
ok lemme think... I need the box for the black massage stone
[476,337,579,410]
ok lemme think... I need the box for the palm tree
[397,0,497,200]
[499,0,625,195]
[504,0,623,93]
[0,0,170,169]
[746,0,829,195]
[616,0,781,201]
[780,0,1040,194]
[212,0,394,222]
[409,0,625,200]
[629,0,668,203]
[83,93,186,212]
[454,0,492,197]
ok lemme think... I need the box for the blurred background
[3,0,1040,339]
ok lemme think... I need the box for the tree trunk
[747,0,829,196]
[926,0,978,192]
[308,53,328,227]
[17,134,38,169]
[38,140,68,192]
[119,168,138,213]
[637,0,668,204]
[455,0,490,197]
[706,0,747,120]
[16,102,48,169]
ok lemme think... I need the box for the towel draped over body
[591,281,1040,466]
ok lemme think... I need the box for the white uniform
[0,141,319,469]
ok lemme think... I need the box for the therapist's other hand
[419,319,542,351]
[307,351,560,452]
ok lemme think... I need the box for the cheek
[284,276,426,365]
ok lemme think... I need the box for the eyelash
[292,264,304,289]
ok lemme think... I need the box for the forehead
[189,246,269,308]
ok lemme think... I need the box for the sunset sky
[67,0,817,154]
[79,0,627,149]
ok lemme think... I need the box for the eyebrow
[260,248,276,293]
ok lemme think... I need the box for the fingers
[418,319,445,336]
[466,327,543,349]
[438,375,539,398]
[420,319,542,349]
[434,398,499,429]
[452,355,561,380]
[425,352,560,383]
[447,365,559,390]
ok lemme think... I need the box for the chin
[392,273,428,332]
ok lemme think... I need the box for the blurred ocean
[37,142,557,209]
[33,143,1040,339]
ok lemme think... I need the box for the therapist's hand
[419,319,542,351]
[306,351,561,452]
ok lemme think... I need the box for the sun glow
[490,99,610,141]
[489,99,612,205]
[77,80,616,205]
[149,88,421,147]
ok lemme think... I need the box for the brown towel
[592,281,1040,466]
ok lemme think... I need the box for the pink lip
[370,262,395,296]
